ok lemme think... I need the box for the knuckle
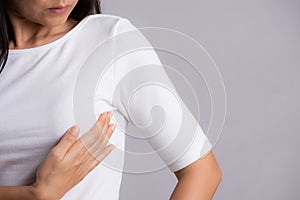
[71,157,83,168]
[51,148,62,161]
[97,154,105,162]
[78,141,87,152]
[89,159,100,170]
[65,135,76,143]
[93,159,100,167]
[73,159,82,167]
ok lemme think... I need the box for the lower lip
[49,6,68,14]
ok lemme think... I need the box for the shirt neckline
[8,15,94,55]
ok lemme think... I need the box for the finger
[98,112,108,128]
[84,127,106,150]
[84,112,108,142]
[82,123,116,159]
[76,156,99,182]
[64,138,88,163]
[86,144,115,174]
[85,133,108,158]
[80,133,114,165]
[106,124,116,139]
[76,151,98,178]
[101,112,112,135]
[95,144,116,163]
[95,112,114,143]
[73,112,114,162]
[100,118,108,136]
[93,142,116,161]
[73,146,96,172]
[80,113,111,153]
[54,125,79,157]
[91,122,115,150]
[76,144,115,180]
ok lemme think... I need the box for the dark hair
[0,0,101,75]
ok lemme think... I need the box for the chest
[0,51,80,140]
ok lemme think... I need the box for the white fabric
[0,14,212,199]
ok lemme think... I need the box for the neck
[7,10,77,49]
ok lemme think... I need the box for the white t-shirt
[0,14,212,199]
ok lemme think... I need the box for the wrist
[29,183,49,200]
[25,184,43,200]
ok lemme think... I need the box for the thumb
[54,125,80,156]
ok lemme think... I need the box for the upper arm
[96,17,214,173]
[171,150,222,200]
[174,150,222,180]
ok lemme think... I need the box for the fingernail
[70,125,79,136]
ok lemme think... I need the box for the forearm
[0,186,38,200]
[170,168,222,200]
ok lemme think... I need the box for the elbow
[213,164,222,188]
[208,151,222,187]
[217,166,222,183]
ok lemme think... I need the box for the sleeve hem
[167,135,213,173]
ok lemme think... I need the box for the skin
[1,0,223,199]
[172,151,222,199]
[5,0,79,49]
[0,112,116,200]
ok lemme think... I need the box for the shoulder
[81,14,138,36]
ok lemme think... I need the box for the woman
[0,0,222,199]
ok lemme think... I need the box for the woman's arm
[0,186,38,200]
[170,150,222,200]
[0,112,116,200]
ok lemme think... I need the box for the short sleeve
[109,18,213,172]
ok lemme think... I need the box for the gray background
[102,0,300,199]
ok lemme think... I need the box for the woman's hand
[32,111,117,200]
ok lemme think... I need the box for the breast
[0,55,78,186]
